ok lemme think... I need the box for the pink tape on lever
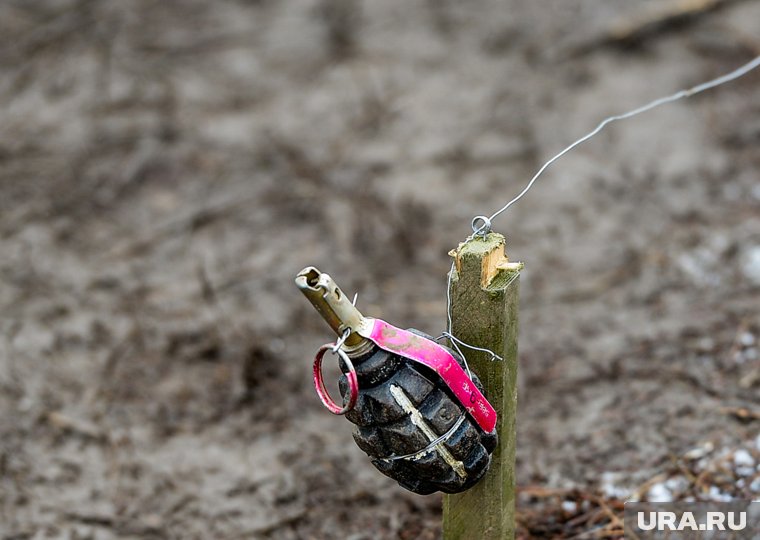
[359,319,497,433]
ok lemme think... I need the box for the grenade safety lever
[296,265,497,431]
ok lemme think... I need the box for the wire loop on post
[471,215,492,239]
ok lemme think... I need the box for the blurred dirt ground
[1,1,760,539]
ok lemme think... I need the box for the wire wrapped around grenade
[296,267,497,495]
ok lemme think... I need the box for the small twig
[668,453,709,494]
[630,473,667,501]
[63,511,115,527]
[593,496,624,530]
[47,411,105,442]
[226,509,306,538]
[719,406,760,421]
[567,0,752,57]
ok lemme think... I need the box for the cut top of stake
[468,55,760,242]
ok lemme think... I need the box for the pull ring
[313,344,359,415]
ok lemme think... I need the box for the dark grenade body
[339,329,497,495]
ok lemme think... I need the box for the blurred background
[1,1,759,538]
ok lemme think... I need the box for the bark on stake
[442,232,522,540]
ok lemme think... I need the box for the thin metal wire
[446,262,455,334]
[331,328,351,353]
[438,332,503,362]
[378,414,467,463]
[443,260,518,368]
[441,260,506,376]
[446,334,473,379]
[471,215,492,239]
[471,55,760,237]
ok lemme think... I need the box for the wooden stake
[443,232,522,540]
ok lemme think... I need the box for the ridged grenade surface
[338,330,497,495]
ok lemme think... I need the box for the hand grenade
[295,267,497,495]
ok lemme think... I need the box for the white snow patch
[600,472,629,499]
[707,486,733,502]
[739,332,756,347]
[742,246,760,285]
[684,442,714,460]
[647,483,673,503]
[750,478,760,493]
[734,449,755,468]
[562,501,578,513]
[665,476,689,494]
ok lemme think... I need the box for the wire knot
[471,215,492,239]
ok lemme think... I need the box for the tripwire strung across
[467,55,760,242]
